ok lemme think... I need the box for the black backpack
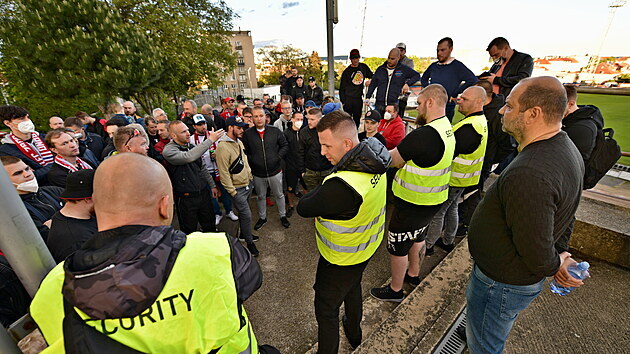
[583,127,621,190]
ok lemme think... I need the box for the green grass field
[406,93,630,165]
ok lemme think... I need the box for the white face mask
[383,112,393,120]
[493,57,504,66]
[293,120,303,130]
[74,132,84,139]
[14,178,39,193]
[17,120,36,134]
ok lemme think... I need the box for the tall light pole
[586,0,627,77]
[326,0,338,97]
[247,67,254,99]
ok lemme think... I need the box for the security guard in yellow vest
[30,154,272,353]
[297,110,390,353]
[425,86,488,255]
[371,84,456,302]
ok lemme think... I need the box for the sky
[226,0,630,69]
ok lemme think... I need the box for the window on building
[234,41,241,47]
[236,50,243,57]
[240,83,246,89]
[239,74,247,81]
[239,67,245,73]
[231,84,236,89]
[237,58,245,65]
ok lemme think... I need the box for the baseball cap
[396,42,406,50]
[266,98,275,104]
[295,93,304,99]
[226,115,248,127]
[222,97,235,103]
[60,169,95,200]
[349,49,360,59]
[322,102,341,115]
[305,100,317,108]
[364,109,382,123]
[308,76,316,82]
[192,114,206,125]
[296,76,304,80]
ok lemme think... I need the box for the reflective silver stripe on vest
[239,322,253,354]
[453,156,484,166]
[318,206,386,234]
[316,222,385,253]
[394,175,449,193]
[403,164,451,177]
[451,170,482,179]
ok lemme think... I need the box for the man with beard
[421,37,477,120]
[370,84,455,302]
[180,100,198,133]
[47,169,98,262]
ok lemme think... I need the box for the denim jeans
[211,182,233,215]
[466,264,545,354]
[425,186,466,248]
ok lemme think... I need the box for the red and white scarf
[54,155,93,172]
[8,133,54,166]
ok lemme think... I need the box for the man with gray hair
[466,77,584,352]
[371,84,455,302]
[152,107,168,120]
[425,86,488,256]
[201,103,224,130]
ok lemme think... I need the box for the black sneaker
[280,216,290,228]
[247,242,259,257]
[295,191,304,198]
[239,234,259,242]
[404,272,420,287]
[456,325,467,341]
[342,315,361,350]
[435,238,455,252]
[254,218,267,230]
[286,206,294,218]
[370,285,404,302]
[456,224,468,237]
[425,246,435,256]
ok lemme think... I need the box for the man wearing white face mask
[479,37,533,97]
[283,111,306,215]
[0,105,54,184]
[1,155,64,241]
[378,103,406,150]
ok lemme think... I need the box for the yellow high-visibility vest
[450,113,488,187]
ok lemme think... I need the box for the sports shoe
[226,211,239,221]
[215,214,223,225]
[342,315,361,350]
[370,285,404,302]
[254,218,267,230]
[456,224,468,237]
[239,234,259,242]
[286,206,294,218]
[404,272,420,287]
[425,246,434,256]
[435,238,455,253]
[456,325,466,341]
[246,242,259,257]
[280,216,290,228]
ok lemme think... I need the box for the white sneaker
[226,211,239,221]
[215,214,223,225]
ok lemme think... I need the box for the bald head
[457,86,487,116]
[94,154,173,230]
[387,48,401,68]
[201,104,213,115]
[514,76,567,124]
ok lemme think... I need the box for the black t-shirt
[47,212,98,262]
[297,178,362,220]
[454,114,484,157]
[340,63,374,102]
[468,131,583,285]
[358,132,387,147]
[396,119,446,167]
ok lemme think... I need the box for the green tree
[409,56,433,73]
[362,57,386,72]
[0,0,164,111]
[112,0,236,112]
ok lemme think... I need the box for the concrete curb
[354,241,472,353]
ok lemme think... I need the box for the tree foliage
[256,46,325,87]
[0,0,164,103]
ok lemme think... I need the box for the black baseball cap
[364,109,382,123]
[60,169,95,200]
[226,115,248,127]
[308,76,316,81]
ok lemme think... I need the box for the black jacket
[291,84,307,102]
[489,50,534,97]
[562,105,603,163]
[483,93,515,165]
[79,133,105,161]
[297,138,391,220]
[283,126,303,170]
[20,186,63,241]
[366,61,421,106]
[297,127,333,173]
[340,63,373,103]
[305,85,324,106]
[242,125,289,178]
[163,141,215,195]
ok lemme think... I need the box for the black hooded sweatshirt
[297,138,391,220]
[562,105,603,164]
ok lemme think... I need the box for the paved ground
[506,259,630,353]
[214,193,450,353]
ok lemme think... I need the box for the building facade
[223,30,258,98]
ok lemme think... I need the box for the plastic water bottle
[550,261,590,296]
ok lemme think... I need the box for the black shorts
[386,197,442,256]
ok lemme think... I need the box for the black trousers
[175,187,216,234]
[342,98,363,127]
[314,256,370,354]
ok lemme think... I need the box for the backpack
[583,127,621,190]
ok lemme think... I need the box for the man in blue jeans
[466,77,586,353]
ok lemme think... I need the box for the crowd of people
[0,36,604,353]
